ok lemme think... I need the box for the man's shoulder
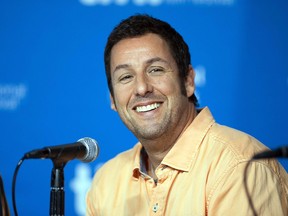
[208,123,268,160]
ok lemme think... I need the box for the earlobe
[185,65,195,97]
[110,94,117,111]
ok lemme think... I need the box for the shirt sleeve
[85,172,101,216]
[207,160,288,216]
[86,187,96,216]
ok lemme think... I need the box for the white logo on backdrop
[0,83,27,111]
[194,65,206,103]
[80,0,234,6]
[195,65,206,87]
[70,163,104,216]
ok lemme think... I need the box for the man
[86,14,288,215]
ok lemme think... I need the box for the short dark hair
[104,14,198,106]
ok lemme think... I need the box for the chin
[134,128,165,140]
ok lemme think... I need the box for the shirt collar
[132,143,148,179]
[162,107,215,171]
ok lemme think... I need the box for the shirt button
[152,203,159,213]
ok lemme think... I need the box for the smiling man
[86,14,288,215]
[109,33,197,173]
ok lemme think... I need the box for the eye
[148,67,165,75]
[119,74,133,83]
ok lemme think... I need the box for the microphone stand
[50,160,67,216]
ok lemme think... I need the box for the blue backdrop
[1,0,287,215]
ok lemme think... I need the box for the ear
[185,65,196,97]
[110,94,117,111]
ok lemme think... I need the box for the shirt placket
[148,166,172,216]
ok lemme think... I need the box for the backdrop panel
[0,0,287,215]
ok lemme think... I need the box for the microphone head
[77,137,99,162]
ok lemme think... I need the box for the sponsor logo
[70,163,104,216]
[0,83,27,111]
[195,65,206,87]
[80,0,234,6]
[194,65,206,103]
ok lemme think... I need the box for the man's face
[109,33,195,141]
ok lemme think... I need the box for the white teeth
[136,103,160,112]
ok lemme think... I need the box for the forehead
[110,33,174,67]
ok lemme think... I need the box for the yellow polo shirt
[86,107,288,215]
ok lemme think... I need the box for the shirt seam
[206,158,286,212]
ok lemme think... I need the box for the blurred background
[0,0,287,215]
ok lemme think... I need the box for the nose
[134,74,153,96]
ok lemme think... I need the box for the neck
[145,145,171,170]
[148,159,158,180]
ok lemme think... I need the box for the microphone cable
[12,157,25,216]
[244,146,288,216]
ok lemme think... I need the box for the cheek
[113,86,132,108]
[154,78,182,96]
[114,94,126,107]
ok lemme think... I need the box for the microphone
[23,137,99,163]
[253,146,288,159]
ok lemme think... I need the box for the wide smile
[135,102,161,113]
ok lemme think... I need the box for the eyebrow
[146,57,168,65]
[113,57,169,74]
[113,64,130,74]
